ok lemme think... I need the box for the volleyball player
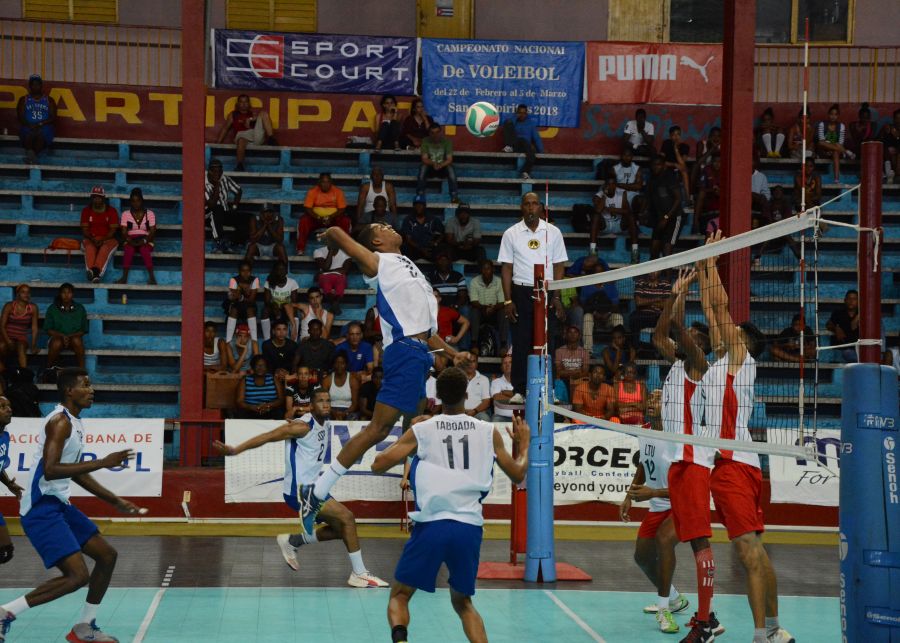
[0,368,144,643]
[0,396,24,567]
[372,367,529,643]
[296,224,471,535]
[213,389,388,588]
[698,231,794,643]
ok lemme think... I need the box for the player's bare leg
[388,582,416,642]
[450,589,487,643]
[655,518,678,603]
[733,532,767,628]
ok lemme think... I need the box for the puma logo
[679,55,715,83]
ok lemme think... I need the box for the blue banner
[213,30,417,95]
[422,39,584,128]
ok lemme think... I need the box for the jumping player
[213,389,388,588]
[698,231,794,643]
[0,368,144,643]
[372,367,529,643]
[0,396,25,567]
[297,223,470,534]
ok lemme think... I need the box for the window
[797,0,851,43]
[23,0,118,23]
[227,0,317,32]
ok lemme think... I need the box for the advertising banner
[769,430,841,506]
[421,39,584,127]
[213,30,417,95]
[587,42,723,105]
[0,418,165,498]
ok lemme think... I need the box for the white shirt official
[497,218,568,286]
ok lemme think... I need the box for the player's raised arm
[213,421,311,457]
[696,244,726,358]
[493,415,530,484]
[670,269,708,375]
[372,424,419,473]
[700,231,748,365]
[318,226,379,277]
[652,269,694,363]
[42,414,132,481]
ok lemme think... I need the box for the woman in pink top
[0,284,39,368]
[614,362,647,425]
[116,188,157,284]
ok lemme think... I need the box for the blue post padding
[524,354,557,583]
[840,363,900,643]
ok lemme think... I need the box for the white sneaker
[844,150,856,160]
[276,534,299,571]
[767,627,795,643]
[521,172,532,180]
[656,609,679,633]
[508,393,525,404]
[503,145,514,153]
[348,571,389,588]
[642,594,689,614]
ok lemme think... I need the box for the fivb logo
[885,436,899,504]
[596,54,715,83]
[224,34,285,79]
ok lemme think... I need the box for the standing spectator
[490,354,515,422]
[600,325,637,380]
[750,157,772,226]
[203,321,227,372]
[499,192,568,400]
[373,94,402,152]
[613,362,647,425]
[224,260,259,343]
[417,123,459,203]
[44,283,87,371]
[284,365,314,419]
[215,94,275,171]
[646,156,684,259]
[297,173,350,255]
[444,203,485,264]
[469,259,509,356]
[756,107,785,158]
[236,355,284,419]
[261,261,299,341]
[261,320,298,377]
[848,102,877,156]
[335,322,374,378]
[878,108,900,182]
[572,364,615,420]
[429,251,468,308]
[771,314,816,364]
[322,353,358,420]
[0,285,38,370]
[287,287,333,342]
[80,186,119,283]
[827,289,860,362]
[502,104,543,180]
[357,366,383,421]
[204,158,245,253]
[434,290,470,349]
[554,326,590,396]
[400,195,444,262]
[293,318,335,379]
[313,244,351,316]
[622,108,655,156]
[400,98,434,150]
[610,148,645,213]
[695,126,722,170]
[591,177,640,263]
[816,103,854,183]
[116,188,157,285]
[245,204,288,265]
[694,154,722,234]
[630,272,672,348]
[660,126,691,206]
[793,158,823,211]
[356,167,398,226]
[226,323,258,373]
[461,353,492,421]
[788,109,814,160]
[17,74,56,164]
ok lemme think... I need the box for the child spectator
[17,74,56,164]
[434,290,470,349]
[284,365,314,419]
[358,366,383,421]
[373,94,402,152]
[245,204,288,265]
[788,109,814,160]
[771,314,816,364]
[356,167,398,226]
[572,364,615,420]
[204,158,245,252]
[80,186,119,283]
[601,325,637,380]
[226,323,258,373]
[502,104,543,180]
[297,173,350,255]
[293,318,334,380]
[215,94,275,171]
[261,320,298,378]
[622,108,655,156]
[236,355,284,419]
[417,122,459,203]
[0,285,38,369]
[261,261,299,341]
[44,283,87,371]
[287,287,333,342]
[757,107,785,158]
[322,353,358,420]
[848,102,877,156]
[590,176,639,263]
[203,321,227,372]
[313,244,351,316]
[816,103,855,183]
[224,260,259,342]
[444,203,485,264]
[613,362,647,425]
[400,98,434,150]
[116,188,157,285]
[334,322,374,378]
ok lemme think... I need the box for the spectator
[613,362,647,425]
[236,355,284,419]
[490,354,515,422]
[215,94,275,172]
[622,108,655,156]
[373,94,402,152]
[226,323,258,374]
[694,154,722,234]
[630,272,672,349]
[245,204,288,265]
[335,322,374,378]
[425,353,448,414]
[646,156,684,258]
[429,251,468,308]
[417,122,459,203]
[261,320,298,378]
[224,260,259,343]
[793,158,823,211]
[752,185,801,262]
[203,321,227,372]
[287,287,333,342]
[298,172,350,255]
[572,364,615,420]
[757,107,785,158]
[565,255,624,350]
[600,325,636,380]
[293,318,334,379]
[400,195,444,262]
[400,98,434,150]
[816,103,854,183]
[116,188,157,285]
[358,366,383,421]
[17,74,56,164]
[44,283,87,372]
[878,108,900,182]
[434,289,470,349]
[591,176,640,263]
[827,289,860,362]
[0,285,38,370]
[204,158,245,253]
[771,314,816,364]
[366,195,397,230]
[461,352,492,421]
[751,157,772,226]
[848,102,877,156]
[80,186,119,283]
[788,109,814,160]
[322,353,358,420]
[313,244,351,316]
[469,259,509,356]
[356,167,398,226]
[660,125,691,206]
[363,305,383,346]
[554,326,590,396]
[502,104,543,180]
[261,261,298,341]
[610,148,645,213]
[695,126,722,170]
[444,203,485,264]
[284,365,314,419]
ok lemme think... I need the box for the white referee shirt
[497,219,568,286]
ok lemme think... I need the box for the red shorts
[667,461,712,542]
[710,459,765,540]
[637,509,672,539]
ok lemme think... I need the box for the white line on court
[543,589,607,643]
[133,565,175,643]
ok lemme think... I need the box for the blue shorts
[19,124,54,145]
[394,519,483,596]
[21,496,99,569]
[378,338,433,414]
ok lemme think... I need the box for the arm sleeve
[337,189,347,209]
[550,227,568,263]
[531,123,544,153]
[497,229,515,264]
[304,189,317,209]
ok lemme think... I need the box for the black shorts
[222,298,257,318]
[651,212,684,246]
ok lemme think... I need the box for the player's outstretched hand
[101,449,134,469]
[116,499,147,515]
[4,477,24,500]
[620,496,632,522]
[452,351,474,368]
[672,267,697,294]
[627,483,655,502]
[212,440,236,456]
[316,227,340,251]
[508,415,530,449]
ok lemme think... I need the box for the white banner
[0,418,165,498]
[769,430,840,506]
[552,426,640,503]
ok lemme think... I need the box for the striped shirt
[816,121,846,146]
[243,374,279,405]
[430,269,467,301]
[204,173,241,212]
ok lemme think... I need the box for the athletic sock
[225,317,237,343]
[1,596,30,617]
[657,595,669,611]
[631,243,638,251]
[766,616,780,636]
[314,461,348,500]
[348,550,367,575]
[753,627,767,643]
[762,133,773,153]
[694,547,715,622]
[248,319,258,342]
[886,160,894,175]
[260,318,271,341]
[589,242,596,254]
[391,625,409,643]
[288,531,318,548]
[668,585,679,601]
[78,602,99,625]
[775,133,785,151]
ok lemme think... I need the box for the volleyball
[465,102,500,137]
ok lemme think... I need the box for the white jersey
[613,162,641,197]
[299,306,329,340]
[20,404,85,515]
[702,353,761,469]
[364,252,438,348]
[662,360,714,468]
[595,187,626,215]
[409,414,495,527]
[283,413,330,500]
[638,433,674,512]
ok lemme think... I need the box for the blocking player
[698,231,794,643]
[213,389,388,588]
[372,367,529,643]
[0,368,145,643]
[297,224,471,535]
[620,389,686,634]
[0,396,25,567]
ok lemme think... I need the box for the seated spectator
[461,353,492,421]
[788,109,814,160]
[601,325,636,380]
[261,320,298,378]
[226,323,259,373]
[752,185,801,261]
[622,108,655,156]
[224,260,259,342]
[44,283,87,372]
[261,261,298,341]
[434,290,470,349]
[417,123,459,203]
[430,251,468,308]
[322,353,358,420]
[400,98,435,150]
[313,244,351,316]
[363,304,383,345]
[757,107,785,158]
[490,354,514,422]
[215,94,275,171]
[444,203,485,264]
[236,355,284,419]
[610,148,645,214]
[17,74,56,164]
[750,157,772,226]
[827,289,860,362]
[373,94,402,152]
[284,365,314,419]
[117,188,157,285]
[425,353,448,414]
[298,173,350,255]
[80,186,119,283]
[816,103,854,183]
[793,158,823,211]
[469,259,508,356]
[293,318,334,381]
[366,196,397,230]
[554,326,590,396]
[646,156,684,259]
[400,195,444,262]
[878,108,900,182]
[358,366,383,421]
[566,256,624,351]
[356,167,398,227]
[245,204,287,265]
[694,154,722,234]
[692,126,722,195]
[204,158,245,253]
[335,322,374,378]
[572,364,615,420]
[0,284,38,370]
[771,314,817,364]
[848,102,877,156]
[502,104,543,180]
[203,321,227,372]
[613,362,647,425]
[660,126,691,205]
[591,176,639,263]
[287,286,334,342]
[629,272,671,348]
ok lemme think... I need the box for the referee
[499,192,568,399]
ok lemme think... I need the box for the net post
[859,141,883,364]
